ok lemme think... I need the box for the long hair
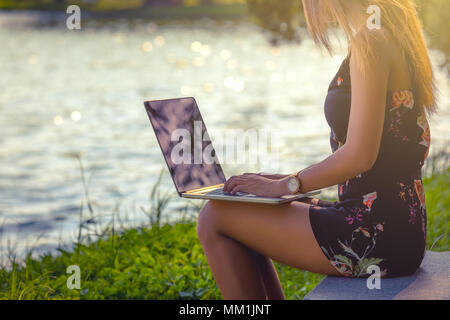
[302,0,437,115]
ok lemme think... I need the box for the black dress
[309,57,431,277]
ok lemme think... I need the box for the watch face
[288,177,299,193]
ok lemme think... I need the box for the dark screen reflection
[145,97,226,193]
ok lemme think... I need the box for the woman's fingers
[224,176,246,193]
[223,175,237,191]
[231,185,244,195]
[224,174,262,193]
[227,179,246,193]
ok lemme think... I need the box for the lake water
[0,12,448,258]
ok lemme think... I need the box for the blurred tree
[248,0,448,62]
[142,0,182,7]
[11,0,67,8]
[416,0,449,65]
[247,0,304,45]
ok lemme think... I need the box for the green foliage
[1,223,219,300]
[0,168,448,300]
[0,0,76,10]
[0,220,325,300]
[0,0,243,11]
[423,169,450,251]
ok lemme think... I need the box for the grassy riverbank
[0,167,448,300]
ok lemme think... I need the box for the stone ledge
[304,251,450,300]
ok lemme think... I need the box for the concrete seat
[304,251,449,300]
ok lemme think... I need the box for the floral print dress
[309,57,430,278]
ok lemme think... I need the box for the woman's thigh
[198,200,341,276]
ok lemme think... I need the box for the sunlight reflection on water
[0,14,448,257]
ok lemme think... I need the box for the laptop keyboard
[206,188,250,197]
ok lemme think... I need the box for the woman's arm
[224,33,392,197]
[242,173,289,180]
[298,36,391,193]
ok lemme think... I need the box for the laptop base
[182,190,321,205]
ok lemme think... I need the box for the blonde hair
[302,0,437,115]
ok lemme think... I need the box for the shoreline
[0,4,249,21]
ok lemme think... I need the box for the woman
[197,0,435,300]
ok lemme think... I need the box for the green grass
[0,167,448,300]
[0,220,325,300]
[422,170,449,251]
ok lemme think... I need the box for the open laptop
[144,97,319,204]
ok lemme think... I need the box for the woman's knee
[196,200,223,244]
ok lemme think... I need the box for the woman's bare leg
[196,200,340,300]
[196,222,277,299]
[252,252,285,300]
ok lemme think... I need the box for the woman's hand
[223,174,290,198]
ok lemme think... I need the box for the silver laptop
[144,97,319,204]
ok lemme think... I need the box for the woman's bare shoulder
[350,28,394,69]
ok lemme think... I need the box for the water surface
[0,13,448,257]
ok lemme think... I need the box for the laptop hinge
[184,184,224,195]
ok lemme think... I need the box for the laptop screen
[145,97,226,194]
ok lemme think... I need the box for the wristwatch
[286,173,302,195]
